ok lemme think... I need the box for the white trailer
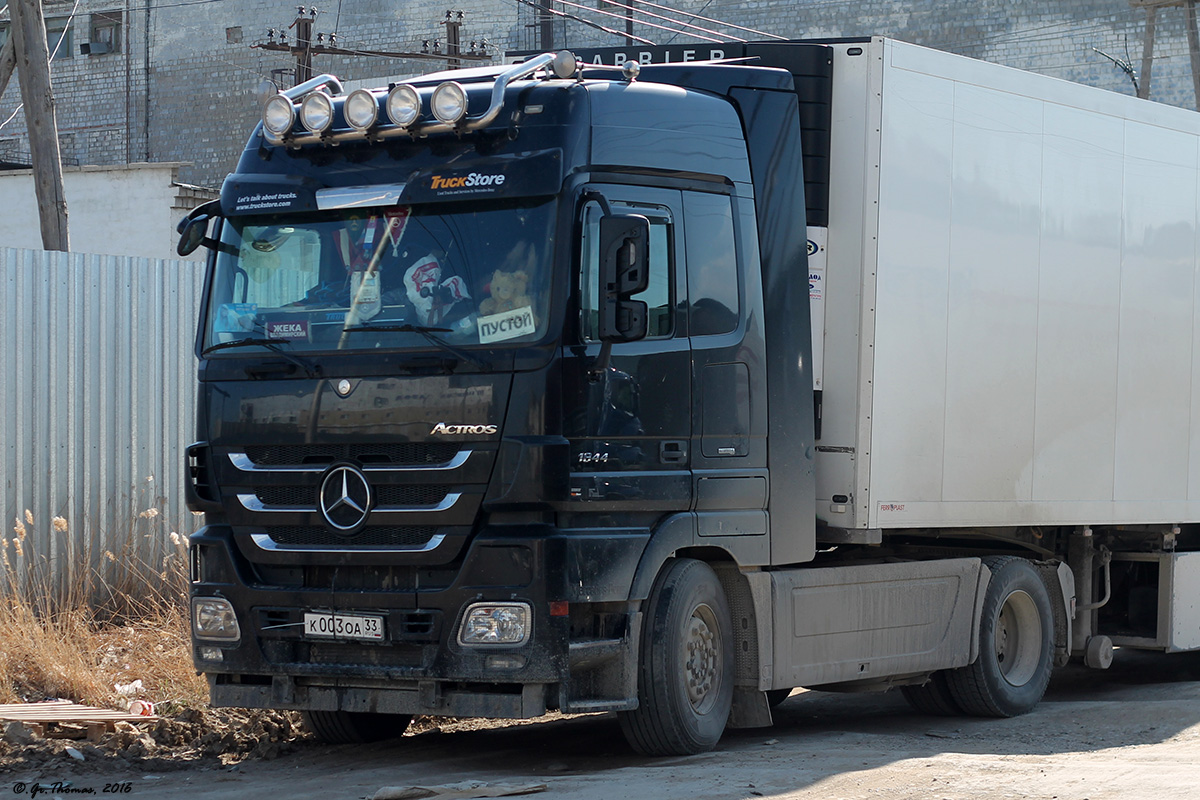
[794,38,1200,682]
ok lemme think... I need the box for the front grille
[255,486,318,507]
[254,484,451,508]
[376,484,450,506]
[267,525,438,547]
[307,642,423,668]
[244,443,461,467]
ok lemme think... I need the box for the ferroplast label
[266,319,309,340]
[477,306,536,344]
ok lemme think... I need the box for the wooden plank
[0,701,156,723]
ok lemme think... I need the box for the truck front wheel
[301,710,412,743]
[946,557,1054,717]
[618,558,734,755]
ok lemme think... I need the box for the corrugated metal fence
[0,247,204,600]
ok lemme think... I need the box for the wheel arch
[629,537,774,729]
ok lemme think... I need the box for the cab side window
[579,201,674,341]
[683,192,739,336]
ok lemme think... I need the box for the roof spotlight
[345,89,380,131]
[551,50,579,79]
[299,90,334,134]
[431,81,467,125]
[262,94,297,137]
[386,84,421,127]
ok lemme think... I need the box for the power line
[0,0,80,134]
[599,0,784,41]
[510,0,656,46]
[552,0,725,43]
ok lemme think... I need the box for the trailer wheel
[900,671,961,716]
[946,557,1054,717]
[301,710,412,743]
[618,558,734,755]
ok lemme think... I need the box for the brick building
[1,1,1197,188]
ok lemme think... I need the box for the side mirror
[176,200,222,256]
[598,214,650,343]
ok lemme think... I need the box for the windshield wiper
[201,338,321,379]
[340,323,492,372]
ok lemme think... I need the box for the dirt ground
[4,648,1199,800]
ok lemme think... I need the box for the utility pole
[8,0,69,251]
[1130,0,1200,107]
[626,1,634,46]
[443,10,462,69]
[256,7,490,79]
[292,6,314,85]
[0,34,15,97]
[538,0,553,51]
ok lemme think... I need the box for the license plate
[303,612,385,641]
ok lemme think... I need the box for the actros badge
[319,465,372,531]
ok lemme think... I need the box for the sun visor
[401,149,563,204]
[222,175,320,216]
[222,149,562,217]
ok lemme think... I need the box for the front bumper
[189,523,647,718]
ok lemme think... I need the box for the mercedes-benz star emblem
[319,465,372,532]
[335,379,352,397]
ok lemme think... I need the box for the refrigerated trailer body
[181,38,1200,756]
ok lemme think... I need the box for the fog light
[485,654,527,670]
[386,84,421,127]
[345,89,379,130]
[192,597,241,642]
[263,94,296,136]
[300,91,334,134]
[458,602,530,645]
[199,646,224,662]
[431,81,467,124]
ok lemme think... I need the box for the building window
[46,17,73,60]
[89,11,121,54]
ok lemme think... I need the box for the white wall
[0,162,212,261]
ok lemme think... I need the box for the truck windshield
[203,198,555,354]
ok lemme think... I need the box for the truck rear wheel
[301,710,412,743]
[946,556,1054,717]
[901,671,961,716]
[618,558,734,755]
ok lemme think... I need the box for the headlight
[192,597,241,642]
[300,91,334,134]
[386,84,421,127]
[458,602,530,645]
[263,94,296,137]
[431,81,467,125]
[345,89,379,130]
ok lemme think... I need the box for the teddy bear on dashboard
[479,269,533,319]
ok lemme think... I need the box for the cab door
[561,185,691,515]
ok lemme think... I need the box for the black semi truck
[181,39,1200,755]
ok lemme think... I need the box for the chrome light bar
[261,52,572,147]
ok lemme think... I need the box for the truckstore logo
[319,465,373,531]
[430,172,505,189]
[430,422,498,435]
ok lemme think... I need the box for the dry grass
[0,507,207,712]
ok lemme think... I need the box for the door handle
[660,440,687,464]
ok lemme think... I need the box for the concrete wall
[0,162,214,261]
[1,1,1199,188]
